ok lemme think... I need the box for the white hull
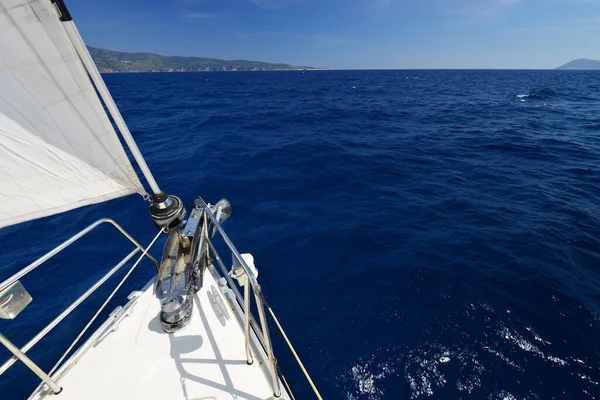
[30,266,290,400]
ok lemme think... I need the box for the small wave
[500,326,569,366]
[494,390,517,400]
[343,355,395,400]
[525,326,551,345]
[578,374,599,386]
[482,345,522,370]
[500,327,545,357]
[337,304,593,400]
[339,343,485,399]
[547,356,568,366]
[515,88,560,101]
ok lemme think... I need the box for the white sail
[0,0,145,228]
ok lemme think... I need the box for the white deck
[33,269,284,400]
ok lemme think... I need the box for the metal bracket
[182,208,202,237]
[0,281,32,320]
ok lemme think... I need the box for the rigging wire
[48,230,163,377]
[280,373,297,400]
[62,20,162,195]
[260,293,324,400]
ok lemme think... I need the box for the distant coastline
[99,69,330,74]
[556,58,600,70]
[87,48,600,72]
[88,46,318,73]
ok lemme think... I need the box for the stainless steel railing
[0,219,158,292]
[0,219,159,393]
[203,204,322,399]
[0,210,322,399]
[190,205,281,397]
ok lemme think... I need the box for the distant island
[87,46,315,73]
[556,58,600,70]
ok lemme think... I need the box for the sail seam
[1,5,94,175]
[5,1,145,191]
[0,188,138,229]
[0,0,147,228]
[0,0,39,14]
[0,51,78,70]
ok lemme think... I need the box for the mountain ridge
[87,46,315,72]
[556,58,600,70]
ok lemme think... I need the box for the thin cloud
[573,23,600,31]
[559,0,600,3]
[233,31,347,47]
[185,11,217,18]
[501,26,559,34]
[439,0,524,21]
[248,0,297,10]
[568,15,600,31]
[570,15,600,23]
[306,33,348,47]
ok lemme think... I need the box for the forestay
[0,0,145,229]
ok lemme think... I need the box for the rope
[49,230,163,376]
[280,373,297,400]
[266,304,323,400]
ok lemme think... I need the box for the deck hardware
[0,281,32,319]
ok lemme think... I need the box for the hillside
[556,58,600,70]
[87,46,313,72]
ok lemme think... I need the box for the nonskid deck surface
[40,270,278,400]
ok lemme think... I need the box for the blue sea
[1,70,600,399]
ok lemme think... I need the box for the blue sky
[68,0,600,69]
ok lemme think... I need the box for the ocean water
[1,70,600,399]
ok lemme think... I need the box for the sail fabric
[0,0,145,228]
